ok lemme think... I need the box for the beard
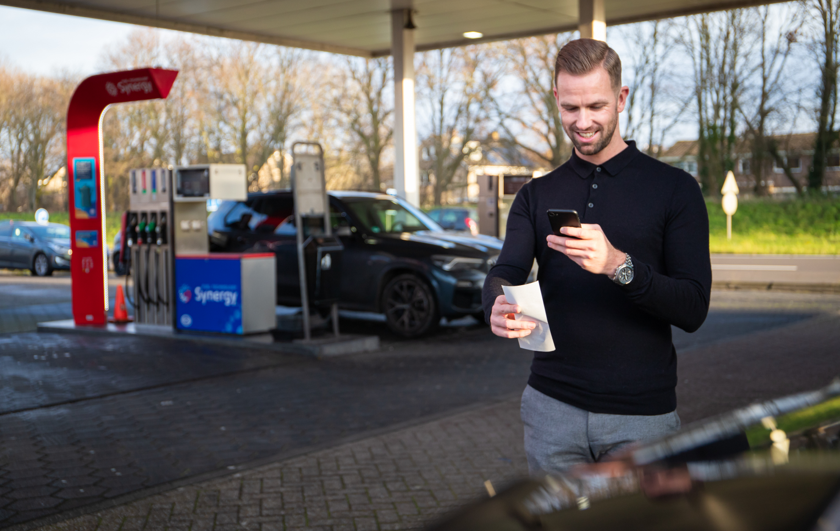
[567,110,619,156]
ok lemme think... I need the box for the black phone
[547,209,581,237]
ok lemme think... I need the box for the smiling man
[482,39,712,473]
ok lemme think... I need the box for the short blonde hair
[554,39,621,90]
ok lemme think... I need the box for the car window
[343,198,432,234]
[0,222,11,237]
[330,205,351,230]
[427,210,440,222]
[29,224,70,240]
[12,227,30,240]
[223,201,259,231]
[252,196,294,233]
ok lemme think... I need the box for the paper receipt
[502,281,555,352]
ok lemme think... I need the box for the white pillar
[391,9,419,206]
[579,0,606,41]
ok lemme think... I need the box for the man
[482,39,711,473]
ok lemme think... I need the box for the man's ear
[616,85,629,113]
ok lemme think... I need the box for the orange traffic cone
[110,284,133,324]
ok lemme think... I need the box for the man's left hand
[547,223,626,276]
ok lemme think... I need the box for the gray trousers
[520,385,680,474]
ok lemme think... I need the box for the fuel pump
[172,164,276,335]
[127,167,173,327]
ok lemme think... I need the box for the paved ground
[31,293,840,531]
[1,270,839,530]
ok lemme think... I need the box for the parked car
[0,220,71,276]
[208,191,503,337]
[426,207,479,235]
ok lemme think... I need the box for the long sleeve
[481,184,536,323]
[619,178,712,332]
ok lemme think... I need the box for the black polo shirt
[482,141,711,415]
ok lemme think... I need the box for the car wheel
[382,273,438,338]
[32,253,52,277]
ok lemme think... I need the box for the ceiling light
[463,31,483,39]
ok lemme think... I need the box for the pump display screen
[177,168,210,197]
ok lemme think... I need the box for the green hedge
[707,197,840,254]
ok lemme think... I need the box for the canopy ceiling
[2,0,785,57]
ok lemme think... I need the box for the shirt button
[592,183,598,189]
[596,167,602,172]
[588,202,594,208]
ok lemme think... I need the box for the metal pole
[578,0,606,41]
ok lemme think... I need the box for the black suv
[207,191,502,337]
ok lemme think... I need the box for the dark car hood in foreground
[427,379,840,531]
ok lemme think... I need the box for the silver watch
[612,253,634,285]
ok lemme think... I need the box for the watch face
[618,267,634,284]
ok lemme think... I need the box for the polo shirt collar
[568,140,640,178]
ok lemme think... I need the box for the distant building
[420,140,551,205]
[659,133,840,194]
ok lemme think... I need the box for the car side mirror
[24,233,34,242]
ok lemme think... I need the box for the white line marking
[712,265,798,271]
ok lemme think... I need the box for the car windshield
[29,225,70,240]
[343,197,442,234]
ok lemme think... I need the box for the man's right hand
[490,294,536,338]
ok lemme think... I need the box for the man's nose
[576,109,593,130]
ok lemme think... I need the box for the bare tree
[492,34,574,169]
[736,5,804,195]
[331,57,393,191]
[417,46,501,205]
[678,11,749,196]
[618,21,683,156]
[805,0,840,193]
[0,66,72,210]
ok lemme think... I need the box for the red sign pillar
[67,68,178,325]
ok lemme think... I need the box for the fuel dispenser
[478,173,532,239]
[127,167,173,326]
[171,164,277,335]
[292,142,343,340]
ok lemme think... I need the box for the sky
[0,6,140,76]
[0,3,805,146]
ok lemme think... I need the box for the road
[711,254,840,287]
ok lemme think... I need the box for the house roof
[660,132,829,159]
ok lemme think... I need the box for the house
[659,133,840,194]
[420,140,551,205]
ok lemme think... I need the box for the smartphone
[547,209,581,237]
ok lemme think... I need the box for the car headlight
[48,242,69,255]
[432,255,485,272]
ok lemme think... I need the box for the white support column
[391,9,419,206]
[579,0,606,41]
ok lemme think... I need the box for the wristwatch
[612,253,634,285]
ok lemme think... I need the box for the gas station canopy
[2,0,785,58]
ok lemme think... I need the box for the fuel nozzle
[137,213,148,245]
[127,212,138,247]
[156,212,167,246]
[146,213,157,245]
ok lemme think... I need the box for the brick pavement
[34,398,527,531]
[0,289,837,529]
